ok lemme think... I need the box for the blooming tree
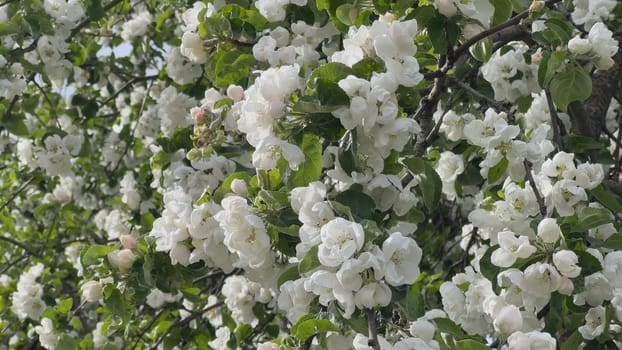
[1,0,622,349]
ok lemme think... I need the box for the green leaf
[104,287,125,318]
[561,330,583,350]
[82,244,117,266]
[338,129,360,174]
[293,99,342,113]
[589,184,622,213]
[433,318,465,339]
[562,134,604,152]
[235,324,254,342]
[544,18,573,45]
[603,234,622,250]
[257,190,290,211]
[352,57,384,80]
[151,151,172,170]
[549,64,592,112]
[361,219,383,244]
[455,339,491,350]
[538,50,567,88]
[396,282,425,320]
[85,0,105,21]
[2,114,29,137]
[278,265,300,287]
[335,4,358,26]
[308,62,353,86]
[576,250,603,275]
[290,134,322,187]
[543,292,563,334]
[469,37,493,62]
[479,246,501,288]
[492,0,512,26]
[315,79,350,106]
[576,207,612,231]
[299,245,321,274]
[402,157,442,210]
[57,335,79,350]
[57,297,73,313]
[335,185,376,219]
[292,318,340,341]
[487,157,508,183]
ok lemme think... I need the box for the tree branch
[545,90,563,149]
[452,0,562,60]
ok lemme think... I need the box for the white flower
[521,262,561,297]
[180,32,207,64]
[491,230,536,267]
[354,282,392,308]
[382,232,422,286]
[318,218,365,267]
[208,327,231,350]
[575,163,604,189]
[553,250,581,278]
[255,0,289,22]
[493,304,523,335]
[181,2,206,32]
[252,136,305,171]
[215,196,272,269]
[434,0,458,17]
[507,331,556,350]
[587,22,619,59]
[568,36,592,55]
[571,0,617,30]
[81,280,103,303]
[34,318,58,350]
[257,342,279,350]
[549,179,587,217]
[120,11,152,40]
[537,218,561,243]
[579,306,606,340]
[603,251,622,289]
[579,272,613,306]
[278,279,314,323]
[454,0,494,28]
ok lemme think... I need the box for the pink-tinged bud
[595,56,615,70]
[108,249,136,273]
[529,1,545,14]
[120,235,137,250]
[531,51,543,64]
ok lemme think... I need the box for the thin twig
[0,0,18,7]
[366,308,381,350]
[8,36,40,61]
[109,79,155,173]
[98,74,158,107]
[0,176,35,212]
[131,310,166,350]
[449,77,507,111]
[151,302,224,349]
[0,236,38,257]
[69,0,125,38]
[0,253,28,274]
[524,160,547,217]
